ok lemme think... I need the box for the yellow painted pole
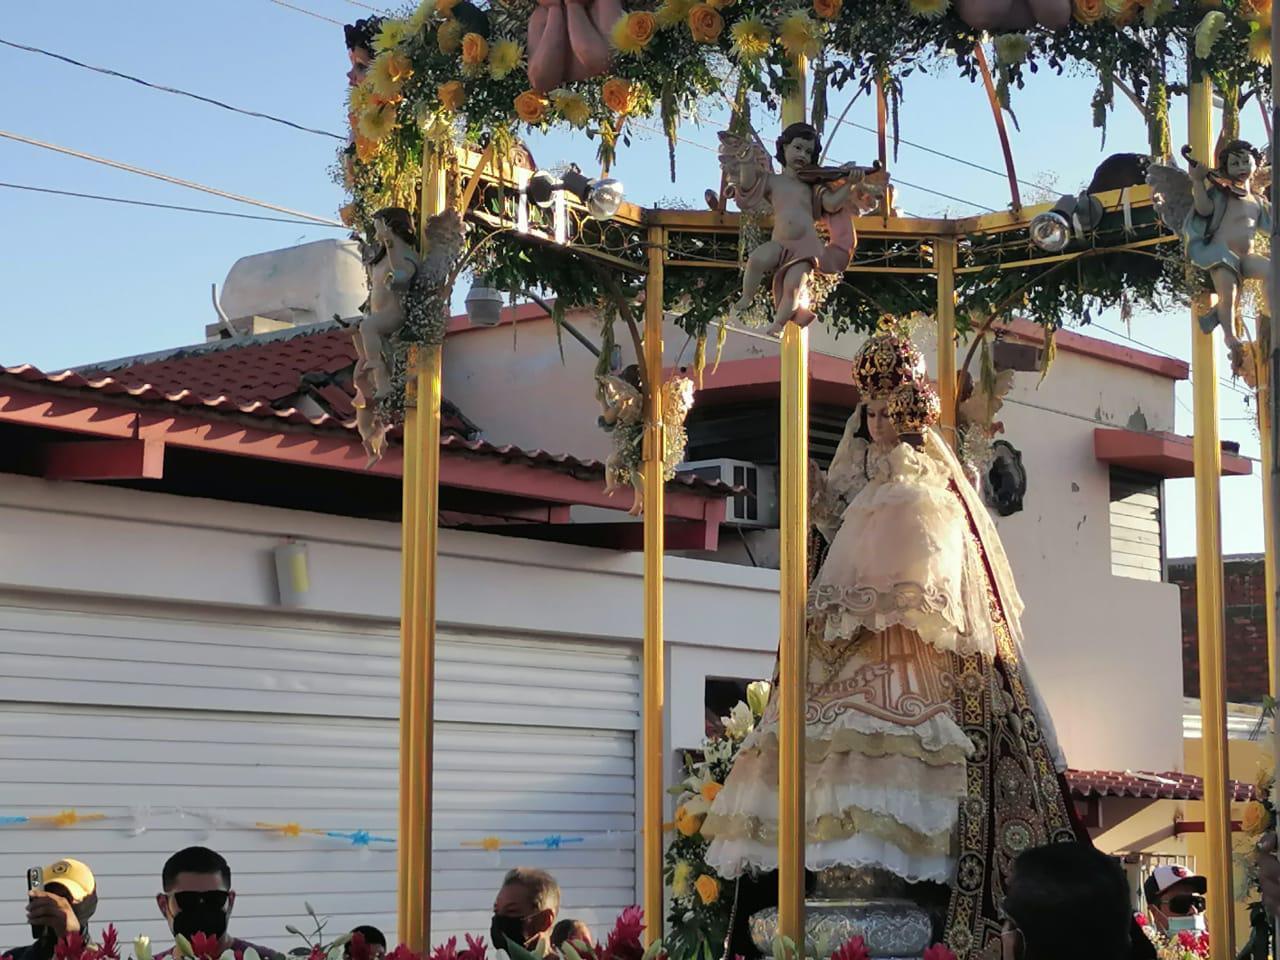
[1263,398,1277,697]
[1187,74,1235,960]
[399,151,446,952]
[777,57,809,951]
[641,224,666,944]
[935,237,958,447]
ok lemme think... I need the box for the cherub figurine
[596,369,695,516]
[1149,141,1272,361]
[527,0,623,91]
[357,207,422,399]
[953,0,1070,30]
[720,122,888,335]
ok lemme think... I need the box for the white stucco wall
[439,314,1186,773]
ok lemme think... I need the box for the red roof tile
[1067,769,1257,802]
[72,324,478,438]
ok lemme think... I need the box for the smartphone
[27,867,43,940]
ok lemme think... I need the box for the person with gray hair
[490,868,561,958]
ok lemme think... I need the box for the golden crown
[887,377,941,433]
[851,330,927,399]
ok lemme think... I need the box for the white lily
[134,936,153,960]
[723,701,754,740]
[746,681,771,717]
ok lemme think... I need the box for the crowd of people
[6,841,1270,960]
[2,855,594,960]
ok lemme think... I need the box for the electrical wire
[266,0,346,25]
[0,129,345,226]
[0,181,345,228]
[0,38,345,141]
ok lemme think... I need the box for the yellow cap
[41,859,95,901]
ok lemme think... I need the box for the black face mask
[490,914,528,953]
[172,906,229,941]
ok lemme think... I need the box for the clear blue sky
[0,0,1264,557]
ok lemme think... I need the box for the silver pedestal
[747,868,934,960]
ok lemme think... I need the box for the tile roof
[1066,769,1257,802]
[1,325,732,497]
[71,322,478,438]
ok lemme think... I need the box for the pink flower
[830,937,870,960]
[388,947,423,960]
[458,936,489,960]
[97,927,121,960]
[428,941,459,960]
[54,934,89,960]
[923,947,958,960]
[1133,913,1148,928]
[600,907,645,960]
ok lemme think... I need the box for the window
[1110,468,1165,581]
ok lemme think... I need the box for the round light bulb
[587,179,624,220]
[1029,211,1071,253]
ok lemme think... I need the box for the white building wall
[0,474,778,952]
[441,316,1185,773]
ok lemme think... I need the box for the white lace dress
[704,431,1061,885]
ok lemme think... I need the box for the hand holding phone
[27,867,44,941]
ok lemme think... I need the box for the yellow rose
[355,135,382,162]
[601,77,637,115]
[611,11,657,53]
[514,90,549,124]
[700,781,723,804]
[1243,800,1271,836]
[813,0,842,20]
[1073,0,1105,22]
[694,874,720,905]
[688,4,724,42]
[674,803,705,837]
[438,80,466,112]
[461,32,490,65]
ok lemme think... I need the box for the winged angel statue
[352,206,466,464]
[719,123,888,334]
[596,371,696,516]
[1148,141,1272,362]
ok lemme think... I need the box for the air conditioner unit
[679,458,778,527]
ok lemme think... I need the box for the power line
[340,0,386,10]
[267,0,345,25]
[0,129,344,226]
[0,181,345,228]
[0,38,345,141]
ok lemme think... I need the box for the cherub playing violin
[719,122,888,334]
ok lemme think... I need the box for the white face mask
[1167,914,1207,934]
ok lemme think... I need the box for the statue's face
[347,47,373,87]
[782,135,815,171]
[866,399,900,446]
[1225,149,1256,182]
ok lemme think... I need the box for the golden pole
[641,224,666,944]
[1187,73,1235,960]
[935,237,958,447]
[1263,398,1277,697]
[399,151,446,952]
[777,57,809,950]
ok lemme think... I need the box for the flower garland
[662,685,769,960]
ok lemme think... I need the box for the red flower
[600,907,645,960]
[1177,931,1197,948]
[188,934,224,960]
[98,926,121,960]
[307,946,327,960]
[389,946,424,960]
[458,936,488,960]
[54,934,89,960]
[923,947,958,960]
[830,937,870,960]
[428,939,458,960]
[1134,913,1148,928]
[348,934,372,960]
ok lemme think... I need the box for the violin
[1181,144,1252,197]
[796,159,886,185]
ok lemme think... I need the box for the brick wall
[1168,554,1270,703]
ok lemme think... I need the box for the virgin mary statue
[702,328,1083,959]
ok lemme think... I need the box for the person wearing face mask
[490,868,560,959]
[3,859,98,960]
[151,847,282,960]
[999,843,1145,960]
[1143,865,1208,939]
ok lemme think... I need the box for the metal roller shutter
[0,595,639,954]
